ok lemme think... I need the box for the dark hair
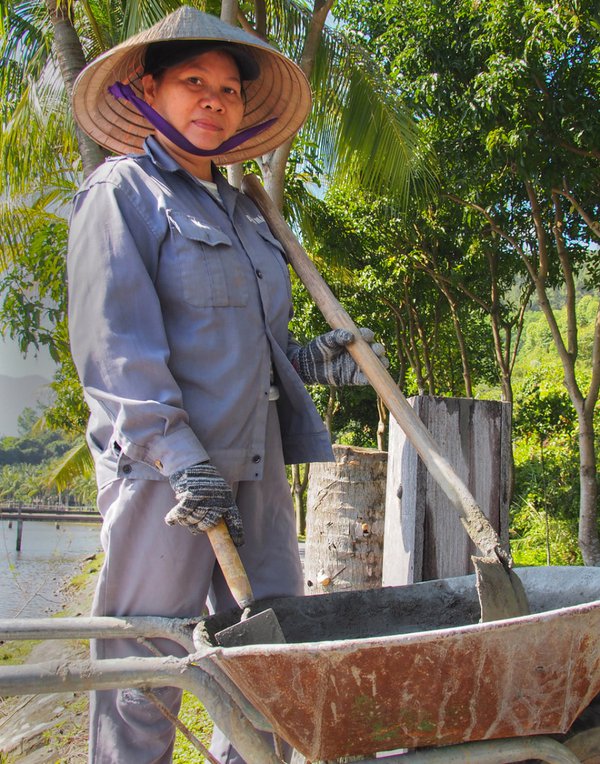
[143,40,259,81]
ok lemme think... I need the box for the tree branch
[445,191,579,396]
[509,282,535,377]
[299,0,335,78]
[445,193,540,284]
[416,257,491,312]
[552,192,578,358]
[381,294,424,391]
[522,178,549,282]
[552,186,600,241]
[559,140,600,162]
[253,0,267,38]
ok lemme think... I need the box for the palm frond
[0,192,70,266]
[261,0,438,207]
[46,438,94,492]
[1,74,81,198]
[120,0,188,40]
[284,184,321,244]
[322,57,438,201]
[0,1,52,77]
[263,0,311,59]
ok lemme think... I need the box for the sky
[0,336,57,379]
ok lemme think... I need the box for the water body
[0,520,102,619]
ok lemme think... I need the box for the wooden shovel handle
[206,520,254,609]
[242,173,507,564]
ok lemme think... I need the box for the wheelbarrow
[193,564,600,763]
[3,565,597,763]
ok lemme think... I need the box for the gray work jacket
[67,137,333,488]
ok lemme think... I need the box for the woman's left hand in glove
[291,327,388,386]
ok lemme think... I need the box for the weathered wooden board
[383,396,512,584]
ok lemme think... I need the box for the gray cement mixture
[197,565,600,647]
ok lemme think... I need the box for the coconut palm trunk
[45,0,106,176]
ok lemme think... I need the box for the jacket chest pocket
[166,210,249,308]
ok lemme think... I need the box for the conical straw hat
[71,6,312,165]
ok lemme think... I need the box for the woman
[68,7,386,763]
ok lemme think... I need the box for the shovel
[207,519,286,646]
[241,173,529,623]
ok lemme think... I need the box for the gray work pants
[89,403,304,763]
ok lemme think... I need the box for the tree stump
[383,396,512,584]
[304,445,387,595]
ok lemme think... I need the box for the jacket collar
[144,136,239,216]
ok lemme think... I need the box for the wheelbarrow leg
[325,735,584,763]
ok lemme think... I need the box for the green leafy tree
[336,0,600,564]
[303,185,501,398]
[0,417,95,504]
[512,369,582,565]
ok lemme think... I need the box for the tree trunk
[220,0,237,23]
[577,404,600,565]
[376,396,387,452]
[431,272,473,397]
[222,0,243,188]
[46,0,106,176]
[291,462,310,537]
[304,445,387,594]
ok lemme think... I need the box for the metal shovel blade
[215,608,286,647]
[474,556,529,622]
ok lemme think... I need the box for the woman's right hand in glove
[165,462,244,546]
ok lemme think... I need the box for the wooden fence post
[383,396,512,585]
[16,503,23,552]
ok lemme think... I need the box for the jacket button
[122,464,132,475]
[256,269,263,279]
[252,454,262,463]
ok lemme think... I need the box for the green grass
[63,553,104,595]
[41,694,89,763]
[173,691,214,762]
[0,638,41,665]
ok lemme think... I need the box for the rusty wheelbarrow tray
[196,565,600,762]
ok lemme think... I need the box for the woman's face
[141,49,245,153]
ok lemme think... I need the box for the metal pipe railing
[0,616,279,764]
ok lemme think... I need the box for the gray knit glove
[166,462,244,546]
[291,328,388,386]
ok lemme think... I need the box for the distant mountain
[0,375,52,436]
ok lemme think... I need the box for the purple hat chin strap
[108,82,277,156]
